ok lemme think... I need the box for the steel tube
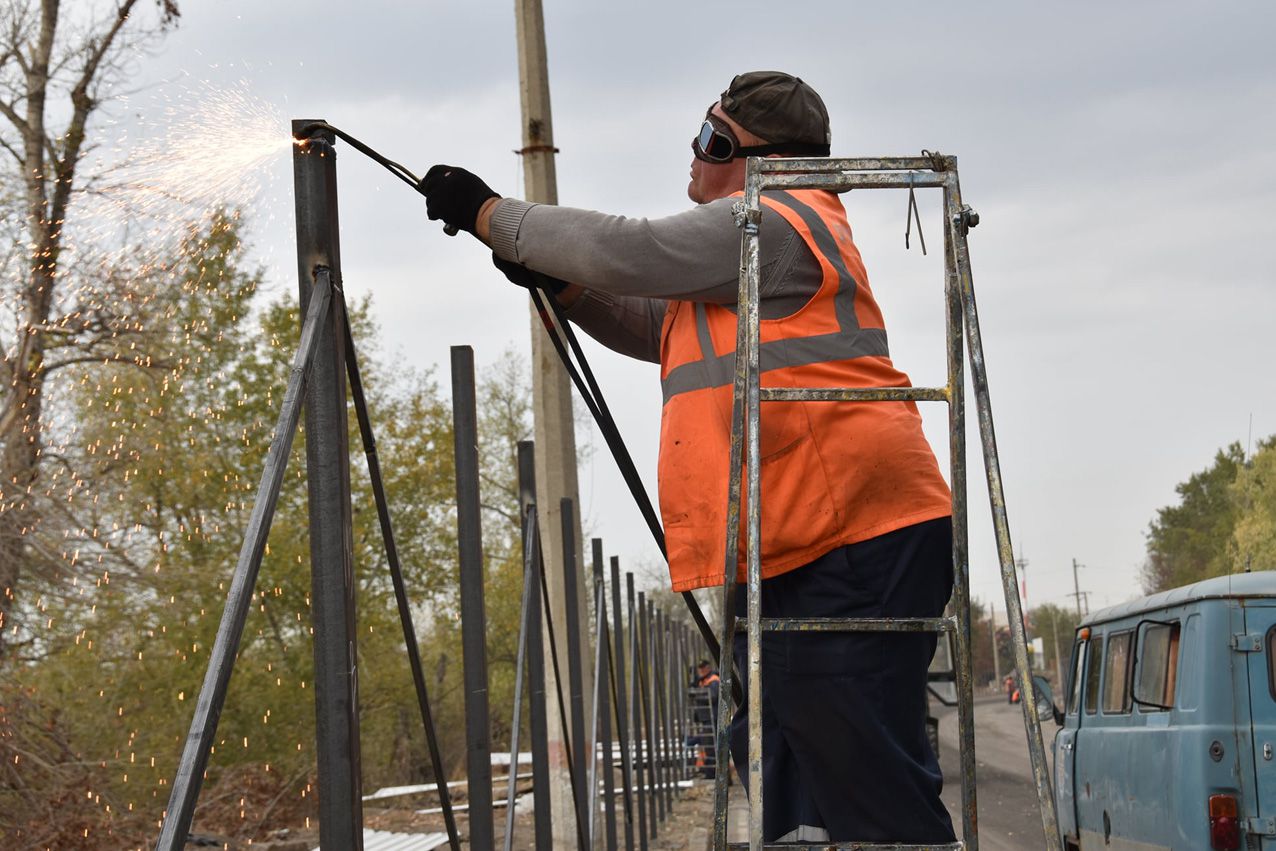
[744,162,766,851]
[154,272,333,851]
[944,185,979,850]
[592,540,618,851]
[638,592,663,829]
[560,498,590,843]
[628,574,650,850]
[610,557,637,851]
[758,172,950,192]
[344,317,459,850]
[760,386,948,403]
[949,179,1062,850]
[292,123,364,851]
[517,442,554,851]
[754,155,955,173]
[502,505,540,851]
[451,345,494,851]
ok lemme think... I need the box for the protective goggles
[692,110,831,163]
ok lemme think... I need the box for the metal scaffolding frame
[709,154,1061,851]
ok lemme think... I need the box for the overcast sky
[110,0,1276,619]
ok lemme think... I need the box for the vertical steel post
[452,346,494,850]
[518,442,554,850]
[638,592,662,832]
[593,540,619,850]
[627,573,650,851]
[292,120,363,851]
[742,162,766,851]
[943,173,979,850]
[560,498,589,841]
[610,557,636,851]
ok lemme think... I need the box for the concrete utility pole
[513,1,592,844]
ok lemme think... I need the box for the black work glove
[492,254,569,295]
[419,165,499,234]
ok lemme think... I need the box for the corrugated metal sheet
[311,829,449,850]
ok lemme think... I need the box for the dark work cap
[720,71,831,154]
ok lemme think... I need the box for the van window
[1136,622,1180,709]
[1084,635,1104,714]
[1268,625,1276,701]
[1067,639,1086,715]
[1103,631,1134,714]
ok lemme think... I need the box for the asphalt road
[936,693,1059,851]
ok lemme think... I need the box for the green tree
[1141,442,1246,593]
[1231,438,1276,573]
[0,0,182,660]
[0,211,539,847]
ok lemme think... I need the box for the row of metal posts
[451,346,710,850]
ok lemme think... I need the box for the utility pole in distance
[513,1,592,844]
[1071,559,1085,618]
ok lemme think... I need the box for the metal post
[592,540,618,851]
[292,121,363,851]
[1072,558,1084,619]
[627,574,650,851]
[610,557,636,851]
[944,178,979,850]
[452,345,494,850]
[153,272,333,851]
[948,173,1062,850]
[518,442,554,850]
[560,498,589,841]
[638,592,661,833]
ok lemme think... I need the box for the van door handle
[1063,742,1073,752]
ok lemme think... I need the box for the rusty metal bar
[501,492,542,851]
[944,176,979,850]
[638,592,663,828]
[154,271,333,851]
[947,173,1061,850]
[758,172,951,192]
[742,158,766,851]
[560,498,590,843]
[754,155,953,173]
[760,386,949,403]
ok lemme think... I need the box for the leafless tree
[0,0,180,658]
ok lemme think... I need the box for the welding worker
[420,71,955,845]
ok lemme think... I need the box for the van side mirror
[1031,674,1065,727]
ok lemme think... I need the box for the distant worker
[420,71,955,845]
[688,659,721,778]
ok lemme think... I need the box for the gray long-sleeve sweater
[488,196,825,363]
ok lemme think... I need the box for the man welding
[420,71,956,845]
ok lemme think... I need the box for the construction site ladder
[709,154,1062,851]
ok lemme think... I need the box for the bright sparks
[108,82,293,214]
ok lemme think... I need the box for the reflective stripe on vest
[660,190,890,404]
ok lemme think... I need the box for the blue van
[1041,571,1276,850]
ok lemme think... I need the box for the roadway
[936,692,1059,850]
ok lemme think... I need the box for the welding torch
[294,121,459,236]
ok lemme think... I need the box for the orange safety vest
[657,189,952,592]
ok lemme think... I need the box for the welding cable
[299,122,732,693]
[526,279,742,706]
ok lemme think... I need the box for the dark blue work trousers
[729,516,956,843]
